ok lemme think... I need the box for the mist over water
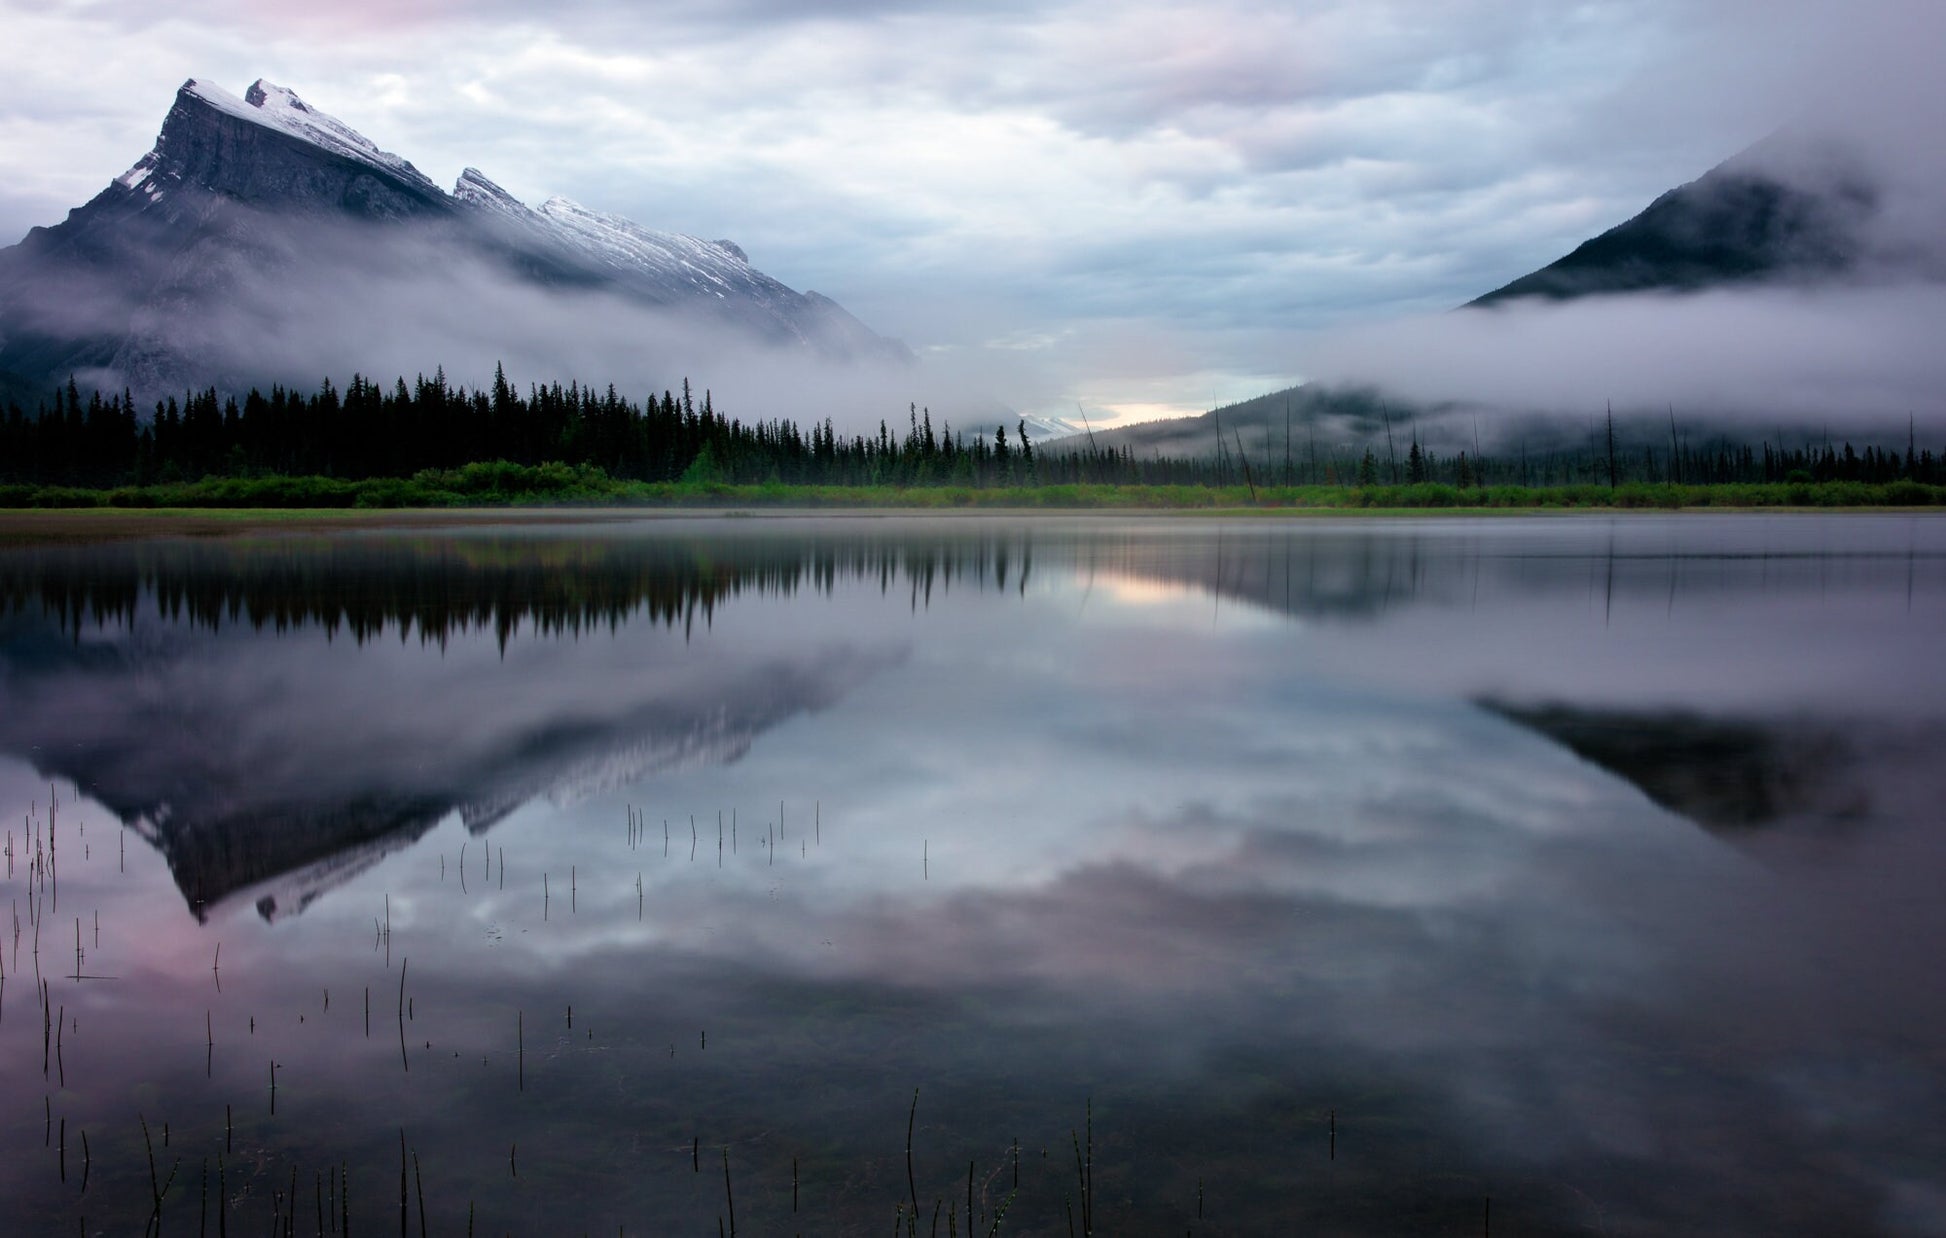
[0,514,1942,1234]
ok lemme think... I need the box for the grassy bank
[3,461,1945,511]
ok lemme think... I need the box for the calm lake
[2,512,1943,1236]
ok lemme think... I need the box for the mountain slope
[0,78,902,400]
[1469,132,1878,305]
[1067,384,1403,465]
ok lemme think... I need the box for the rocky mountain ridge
[0,78,902,400]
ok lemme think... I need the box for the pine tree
[1605,402,1619,488]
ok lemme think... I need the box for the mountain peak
[1470,129,1880,306]
[453,166,533,215]
[172,76,440,198]
[242,79,299,110]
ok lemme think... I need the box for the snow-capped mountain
[0,78,903,399]
[133,78,449,204]
[450,162,882,349]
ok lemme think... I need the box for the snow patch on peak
[534,196,750,294]
[456,167,516,200]
[537,194,589,217]
[712,239,748,264]
[112,144,171,203]
[116,155,156,190]
[243,79,303,111]
[454,167,531,214]
[176,76,438,194]
[180,77,249,111]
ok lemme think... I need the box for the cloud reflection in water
[0,514,1942,1235]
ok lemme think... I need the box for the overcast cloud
[0,0,1937,425]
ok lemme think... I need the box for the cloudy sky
[0,0,1930,425]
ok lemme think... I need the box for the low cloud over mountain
[0,78,908,416]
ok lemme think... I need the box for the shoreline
[3,503,1941,545]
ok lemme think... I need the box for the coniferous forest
[1,368,1942,506]
[0,369,1062,489]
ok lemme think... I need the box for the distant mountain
[1054,131,1899,460]
[0,78,903,400]
[1053,384,1416,467]
[1469,131,1880,306]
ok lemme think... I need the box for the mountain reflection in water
[0,514,1941,1236]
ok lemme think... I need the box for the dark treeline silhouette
[1,368,1068,488]
[14,519,1861,654]
[1,367,1939,490]
[3,529,1059,921]
[1184,414,1943,490]
[0,528,1048,647]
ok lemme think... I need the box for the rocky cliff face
[0,78,903,400]
[126,80,452,219]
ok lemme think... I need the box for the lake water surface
[2,513,1943,1235]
